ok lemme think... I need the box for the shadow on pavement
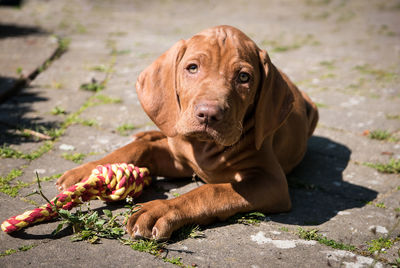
[0,0,23,7]
[0,83,61,146]
[7,221,73,240]
[271,135,377,225]
[0,23,46,39]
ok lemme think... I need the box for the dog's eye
[187,64,198,74]
[238,72,250,83]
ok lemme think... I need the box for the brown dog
[56,25,318,240]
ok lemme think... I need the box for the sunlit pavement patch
[250,231,317,249]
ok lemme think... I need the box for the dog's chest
[169,136,259,183]
[187,143,250,183]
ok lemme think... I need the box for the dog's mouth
[184,125,241,146]
[188,128,216,141]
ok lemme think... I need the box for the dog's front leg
[56,135,193,190]
[126,169,291,241]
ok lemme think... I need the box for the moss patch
[364,159,400,174]
[0,244,37,258]
[0,169,27,197]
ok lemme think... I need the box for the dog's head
[136,25,294,149]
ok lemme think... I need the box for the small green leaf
[58,209,71,218]
[95,219,106,228]
[71,235,83,242]
[103,209,113,218]
[87,211,99,223]
[52,223,65,235]
[247,212,266,218]
[88,235,99,244]
[111,227,125,236]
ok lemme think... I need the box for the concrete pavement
[0,0,399,267]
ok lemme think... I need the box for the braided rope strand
[1,163,151,233]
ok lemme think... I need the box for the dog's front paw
[126,199,183,241]
[56,163,96,191]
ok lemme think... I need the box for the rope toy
[1,163,151,233]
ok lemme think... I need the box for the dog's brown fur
[56,25,318,240]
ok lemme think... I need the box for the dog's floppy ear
[136,40,186,137]
[254,50,295,150]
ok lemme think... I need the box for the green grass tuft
[62,153,86,164]
[1,142,54,161]
[51,81,63,89]
[375,202,386,209]
[297,227,356,251]
[123,239,164,255]
[16,67,23,76]
[319,60,335,69]
[36,173,62,182]
[280,226,289,232]
[386,114,400,120]
[27,142,54,160]
[364,159,400,174]
[0,244,36,258]
[315,102,328,108]
[0,249,17,257]
[0,145,23,158]
[80,79,105,92]
[261,34,320,54]
[230,212,267,226]
[51,106,66,115]
[80,119,98,127]
[117,124,136,136]
[172,224,205,241]
[95,94,122,104]
[0,169,27,197]
[41,127,64,139]
[163,256,184,266]
[90,65,107,72]
[354,64,398,83]
[368,130,394,141]
[367,237,393,254]
[58,37,70,53]
[18,244,36,252]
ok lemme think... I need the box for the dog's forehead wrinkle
[185,39,256,74]
[192,29,255,57]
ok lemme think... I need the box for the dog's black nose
[195,102,224,125]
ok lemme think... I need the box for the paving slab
[0,30,58,102]
[0,237,176,268]
[0,0,399,267]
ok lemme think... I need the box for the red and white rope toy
[1,163,151,233]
